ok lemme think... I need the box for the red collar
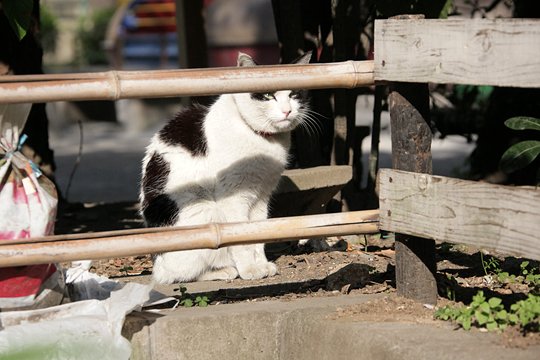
[256,131,275,138]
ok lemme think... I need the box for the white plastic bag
[0,282,152,360]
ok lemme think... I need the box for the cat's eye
[263,93,275,100]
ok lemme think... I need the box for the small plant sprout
[177,285,211,308]
[195,296,210,307]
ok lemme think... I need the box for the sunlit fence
[1,17,539,305]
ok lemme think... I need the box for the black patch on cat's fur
[251,90,309,102]
[250,92,274,101]
[290,90,308,100]
[141,152,179,226]
[159,104,208,156]
[142,152,168,195]
[143,194,179,227]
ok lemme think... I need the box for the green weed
[177,286,211,308]
[435,261,540,332]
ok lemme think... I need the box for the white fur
[141,78,308,284]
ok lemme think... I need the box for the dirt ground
[55,201,539,348]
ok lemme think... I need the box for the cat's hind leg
[152,202,226,284]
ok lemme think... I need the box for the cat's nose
[282,110,291,118]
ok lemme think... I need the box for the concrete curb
[122,293,539,360]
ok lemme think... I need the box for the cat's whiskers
[298,111,323,138]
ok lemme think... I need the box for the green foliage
[500,141,540,174]
[436,291,527,331]
[520,261,540,292]
[505,117,540,132]
[453,85,493,112]
[2,0,33,40]
[76,6,116,65]
[180,298,194,307]
[375,0,453,19]
[39,4,58,54]
[194,295,210,307]
[444,273,456,301]
[511,294,540,329]
[480,255,540,290]
[435,261,540,332]
[480,253,501,276]
[500,117,540,175]
[178,286,211,308]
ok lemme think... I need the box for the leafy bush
[76,6,116,65]
[39,4,58,54]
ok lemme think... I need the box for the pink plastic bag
[0,104,63,310]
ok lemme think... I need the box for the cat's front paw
[237,262,278,280]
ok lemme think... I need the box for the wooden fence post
[389,81,438,305]
[387,14,437,305]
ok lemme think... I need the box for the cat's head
[232,52,312,136]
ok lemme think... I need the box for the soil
[55,201,540,348]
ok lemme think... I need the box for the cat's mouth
[274,119,293,128]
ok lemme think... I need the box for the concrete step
[122,293,539,360]
[272,165,352,217]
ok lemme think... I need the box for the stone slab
[123,293,539,360]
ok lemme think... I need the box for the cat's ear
[237,52,257,67]
[291,51,312,65]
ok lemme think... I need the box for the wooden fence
[1,18,539,305]
[374,17,540,304]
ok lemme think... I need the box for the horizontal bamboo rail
[0,210,379,267]
[0,60,374,104]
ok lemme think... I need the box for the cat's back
[149,104,210,157]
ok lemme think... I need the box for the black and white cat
[140,52,312,284]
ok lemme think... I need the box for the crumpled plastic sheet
[0,261,173,360]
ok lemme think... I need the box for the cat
[140,52,312,284]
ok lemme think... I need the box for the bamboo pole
[0,60,374,104]
[0,210,379,268]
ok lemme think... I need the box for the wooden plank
[374,19,540,88]
[378,169,540,261]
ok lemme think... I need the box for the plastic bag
[0,104,63,310]
[0,282,152,360]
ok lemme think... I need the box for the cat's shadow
[165,154,287,206]
[163,263,379,306]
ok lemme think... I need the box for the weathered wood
[0,60,374,104]
[375,19,540,87]
[389,76,437,305]
[378,169,540,261]
[0,210,378,268]
[389,83,432,173]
